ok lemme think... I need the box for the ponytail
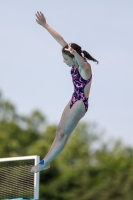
[82,50,99,64]
[62,43,99,64]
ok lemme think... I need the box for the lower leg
[31,133,69,173]
[44,135,59,158]
[44,134,69,165]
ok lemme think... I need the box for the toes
[30,163,50,173]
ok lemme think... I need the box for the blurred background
[0,1,133,199]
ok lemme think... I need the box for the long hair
[62,43,99,64]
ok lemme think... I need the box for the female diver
[31,11,98,173]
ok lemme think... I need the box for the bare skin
[31,12,92,173]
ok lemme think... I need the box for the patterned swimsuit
[70,66,92,112]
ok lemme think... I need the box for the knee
[56,129,66,140]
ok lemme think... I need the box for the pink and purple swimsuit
[70,65,92,112]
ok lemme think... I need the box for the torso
[72,62,92,98]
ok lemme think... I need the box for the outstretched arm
[35,11,67,47]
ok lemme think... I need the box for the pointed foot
[30,160,50,173]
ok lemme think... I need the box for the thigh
[57,100,71,131]
[59,100,86,136]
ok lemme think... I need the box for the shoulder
[81,59,91,73]
[79,60,92,79]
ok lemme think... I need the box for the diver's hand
[65,43,77,55]
[35,11,47,27]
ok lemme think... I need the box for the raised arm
[35,11,67,47]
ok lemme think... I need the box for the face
[62,53,75,67]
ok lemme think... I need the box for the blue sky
[0,0,133,146]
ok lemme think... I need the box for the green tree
[0,91,44,157]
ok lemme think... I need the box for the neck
[73,61,78,68]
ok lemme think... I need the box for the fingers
[37,11,41,17]
[40,11,44,16]
[64,43,75,54]
[64,48,69,51]
[35,11,46,25]
[36,19,40,24]
[35,11,44,19]
[68,43,71,48]
[35,13,40,20]
[65,44,72,52]
[65,48,73,53]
